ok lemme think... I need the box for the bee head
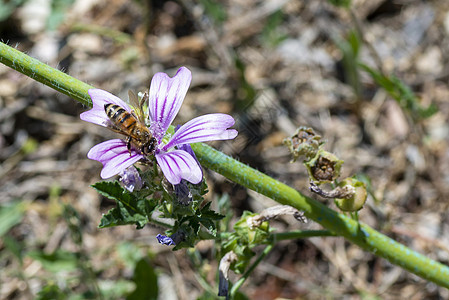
[142,137,157,155]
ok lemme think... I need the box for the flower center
[149,121,165,144]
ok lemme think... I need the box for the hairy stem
[1,41,448,288]
[0,42,93,107]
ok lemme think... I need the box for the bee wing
[128,90,146,124]
[107,125,130,137]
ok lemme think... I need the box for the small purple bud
[156,234,176,246]
[119,166,143,192]
[172,125,201,205]
[174,180,193,205]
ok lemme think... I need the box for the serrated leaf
[200,202,224,221]
[92,181,142,213]
[127,258,158,300]
[99,202,148,229]
[199,219,217,236]
[167,224,197,250]
[93,181,153,229]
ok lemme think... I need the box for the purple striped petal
[87,139,143,178]
[162,114,238,151]
[80,89,132,127]
[174,125,203,179]
[155,150,202,185]
[148,67,191,135]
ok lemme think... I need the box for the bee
[104,91,157,156]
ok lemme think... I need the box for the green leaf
[28,250,78,273]
[98,203,148,229]
[359,63,438,119]
[92,181,141,211]
[36,284,66,300]
[127,258,158,300]
[93,181,154,229]
[0,201,26,237]
[198,202,224,236]
[200,202,224,220]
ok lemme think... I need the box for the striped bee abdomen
[104,103,136,130]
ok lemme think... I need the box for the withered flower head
[283,126,324,161]
[305,150,343,183]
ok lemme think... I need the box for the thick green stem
[1,41,448,288]
[271,230,336,241]
[0,42,93,107]
[192,143,449,288]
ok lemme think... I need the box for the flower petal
[174,125,203,179]
[162,114,238,151]
[80,89,132,127]
[148,67,192,136]
[87,139,143,178]
[155,150,202,185]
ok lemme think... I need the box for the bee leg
[126,136,132,156]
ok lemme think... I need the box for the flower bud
[334,177,367,212]
[283,126,324,161]
[119,166,143,192]
[305,150,343,183]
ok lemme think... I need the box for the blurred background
[1,0,449,299]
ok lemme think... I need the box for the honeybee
[104,91,157,156]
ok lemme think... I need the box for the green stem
[192,143,449,288]
[230,244,274,297]
[0,42,93,107]
[271,230,336,241]
[1,41,449,288]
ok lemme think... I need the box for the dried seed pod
[283,126,324,161]
[305,150,343,183]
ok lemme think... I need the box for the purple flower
[80,67,237,185]
[156,234,175,246]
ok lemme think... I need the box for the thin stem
[1,41,449,288]
[349,7,385,76]
[229,244,274,297]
